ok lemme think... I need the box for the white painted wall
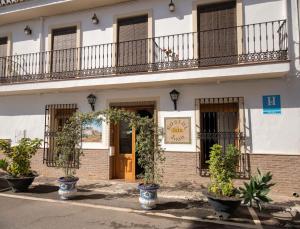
[0,0,288,53]
[0,77,299,155]
[0,0,299,157]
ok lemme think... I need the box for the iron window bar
[43,104,78,168]
[196,97,249,179]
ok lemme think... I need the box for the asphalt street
[0,196,244,229]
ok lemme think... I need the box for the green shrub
[0,138,42,177]
[239,169,275,210]
[55,114,85,178]
[207,144,240,197]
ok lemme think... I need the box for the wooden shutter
[51,26,77,73]
[117,15,148,72]
[0,37,8,79]
[198,1,237,66]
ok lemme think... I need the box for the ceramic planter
[57,177,79,200]
[206,192,241,219]
[138,183,159,210]
[4,175,36,192]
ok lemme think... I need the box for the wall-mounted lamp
[87,94,97,111]
[169,89,180,110]
[92,14,99,25]
[169,0,175,12]
[24,25,32,35]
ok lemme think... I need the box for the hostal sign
[0,0,24,7]
[165,117,191,144]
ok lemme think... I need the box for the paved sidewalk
[1,176,299,228]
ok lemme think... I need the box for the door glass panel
[119,120,132,154]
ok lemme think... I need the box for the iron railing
[0,20,288,84]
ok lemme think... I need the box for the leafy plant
[54,114,86,178]
[239,169,275,210]
[0,138,42,177]
[207,144,240,197]
[74,108,165,185]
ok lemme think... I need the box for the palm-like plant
[239,169,275,211]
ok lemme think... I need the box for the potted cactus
[0,138,42,192]
[205,144,241,219]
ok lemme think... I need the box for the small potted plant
[0,138,42,192]
[239,169,275,211]
[205,144,241,219]
[136,117,165,210]
[54,114,84,200]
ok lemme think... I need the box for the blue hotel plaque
[263,95,281,114]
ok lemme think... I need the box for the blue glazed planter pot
[138,184,159,210]
[58,177,79,200]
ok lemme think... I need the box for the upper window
[0,37,8,79]
[117,15,148,72]
[197,1,237,66]
[51,26,77,73]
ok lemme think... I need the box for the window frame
[195,97,249,178]
[43,104,78,168]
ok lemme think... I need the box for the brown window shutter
[0,37,8,79]
[0,37,8,57]
[198,1,237,66]
[117,15,148,72]
[51,26,77,73]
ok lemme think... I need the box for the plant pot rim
[138,183,160,191]
[58,176,79,183]
[205,191,241,202]
[2,174,38,180]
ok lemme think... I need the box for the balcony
[0,20,288,85]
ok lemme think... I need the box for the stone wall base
[31,149,110,180]
[162,152,300,196]
[2,149,299,196]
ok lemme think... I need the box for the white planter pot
[138,184,159,210]
[58,177,79,200]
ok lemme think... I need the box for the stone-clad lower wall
[162,152,300,196]
[31,149,110,180]
[2,149,299,196]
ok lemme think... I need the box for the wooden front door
[114,118,136,181]
[112,105,155,182]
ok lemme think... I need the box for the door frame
[109,101,157,182]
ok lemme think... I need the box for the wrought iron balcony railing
[0,20,288,84]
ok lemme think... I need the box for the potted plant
[54,114,84,200]
[205,144,241,219]
[0,138,42,192]
[239,169,275,211]
[135,116,165,210]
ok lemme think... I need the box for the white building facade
[0,0,299,196]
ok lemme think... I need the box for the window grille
[43,104,78,168]
[196,97,249,178]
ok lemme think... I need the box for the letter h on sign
[263,95,281,114]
